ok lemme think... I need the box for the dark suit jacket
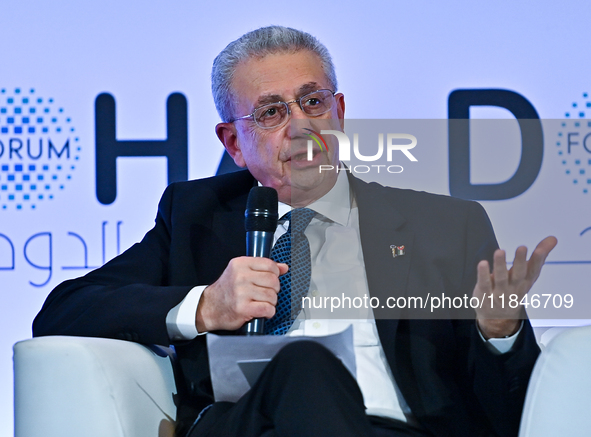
[33,170,540,437]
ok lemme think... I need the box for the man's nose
[287,105,314,139]
[288,102,309,120]
[288,104,315,135]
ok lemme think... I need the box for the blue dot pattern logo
[0,88,79,210]
[558,92,591,195]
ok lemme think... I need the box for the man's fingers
[475,260,492,295]
[249,259,289,278]
[234,294,277,320]
[533,236,558,256]
[492,249,508,287]
[248,301,277,320]
[510,246,528,283]
[249,285,279,306]
[242,257,283,274]
[526,236,558,282]
[249,271,281,292]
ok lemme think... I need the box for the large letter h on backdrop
[95,93,188,205]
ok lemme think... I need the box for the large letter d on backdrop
[448,89,543,200]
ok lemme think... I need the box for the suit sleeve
[32,183,193,346]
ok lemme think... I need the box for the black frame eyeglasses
[229,89,337,129]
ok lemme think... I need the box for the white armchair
[13,326,591,437]
[13,336,178,437]
[518,325,591,437]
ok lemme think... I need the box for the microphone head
[245,186,279,232]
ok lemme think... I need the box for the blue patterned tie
[265,208,315,335]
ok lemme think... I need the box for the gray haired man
[34,25,556,437]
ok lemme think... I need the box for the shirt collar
[276,170,351,226]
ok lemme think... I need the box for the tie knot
[284,208,315,234]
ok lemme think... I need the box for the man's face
[216,50,345,206]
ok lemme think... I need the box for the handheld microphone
[241,186,278,335]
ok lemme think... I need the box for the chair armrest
[519,325,591,437]
[14,336,178,437]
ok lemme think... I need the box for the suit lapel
[350,176,448,432]
[212,170,257,254]
[191,171,256,284]
[348,175,414,357]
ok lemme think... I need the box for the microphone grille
[245,187,278,232]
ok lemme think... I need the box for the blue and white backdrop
[1,1,590,434]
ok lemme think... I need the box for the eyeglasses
[229,89,336,129]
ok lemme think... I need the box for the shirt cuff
[477,320,524,354]
[166,285,208,341]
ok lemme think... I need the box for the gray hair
[212,25,338,122]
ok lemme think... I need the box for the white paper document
[207,325,356,402]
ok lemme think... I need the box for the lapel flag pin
[390,245,405,258]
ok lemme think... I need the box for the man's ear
[215,122,247,168]
[335,93,345,131]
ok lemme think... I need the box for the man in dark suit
[33,26,556,436]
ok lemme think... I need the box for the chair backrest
[519,325,591,437]
[13,336,178,437]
